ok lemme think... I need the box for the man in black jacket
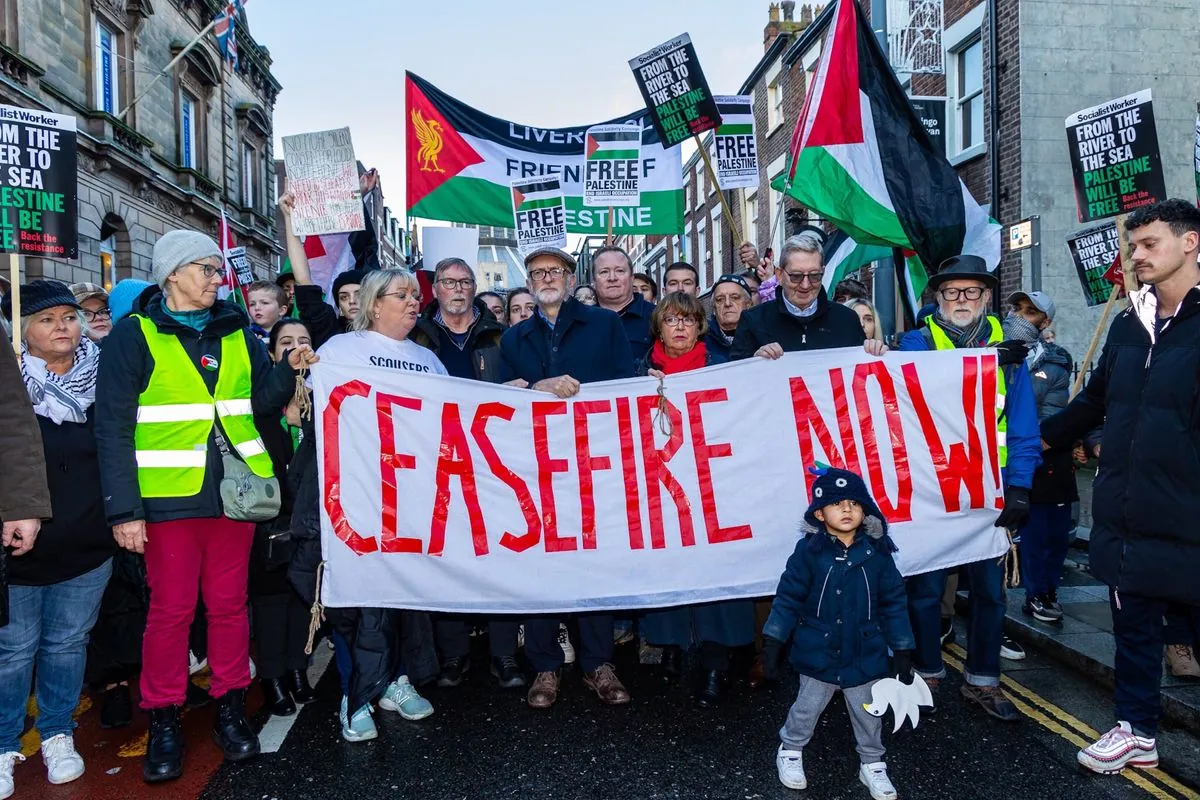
[412,257,523,690]
[730,232,885,359]
[1042,199,1200,775]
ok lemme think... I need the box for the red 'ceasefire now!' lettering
[636,395,695,549]
[789,372,860,498]
[323,380,377,555]
[431,403,488,557]
[471,402,542,553]
[532,401,576,552]
[686,389,752,544]
[376,392,423,553]
[573,400,613,550]
[903,356,988,512]
[852,362,913,523]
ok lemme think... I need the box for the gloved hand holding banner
[313,349,1009,613]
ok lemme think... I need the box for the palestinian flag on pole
[406,72,682,235]
[823,229,930,325]
[216,209,248,309]
[586,127,640,161]
[771,0,1000,275]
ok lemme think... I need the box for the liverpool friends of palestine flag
[772,0,1000,275]
[406,72,683,235]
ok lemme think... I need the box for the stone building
[0,0,281,288]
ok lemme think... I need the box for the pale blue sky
[251,0,773,223]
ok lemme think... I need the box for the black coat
[705,317,737,362]
[499,298,635,384]
[729,287,866,359]
[413,298,505,382]
[94,295,298,525]
[294,284,349,350]
[12,410,116,586]
[1029,344,1078,505]
[1042,287,1200,605]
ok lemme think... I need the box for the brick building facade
[0,0,281,288]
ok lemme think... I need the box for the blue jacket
[500,298,635,384]
[897,323,1040,489]
[764,522,914,688]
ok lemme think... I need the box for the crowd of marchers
[0,195,1198,800]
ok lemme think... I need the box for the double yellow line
[943,643,1199,800]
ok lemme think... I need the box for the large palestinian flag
[823,230,929,324]
[406,73,683,235]
[771,0,999,274]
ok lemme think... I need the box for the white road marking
[259,644,334,754]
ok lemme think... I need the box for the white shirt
[316,330,449,377]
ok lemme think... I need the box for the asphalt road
[10,624,1200,800]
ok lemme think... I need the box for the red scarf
[650,339,707,375]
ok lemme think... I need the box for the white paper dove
[862,674,934,733]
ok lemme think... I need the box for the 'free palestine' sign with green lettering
[1065,90,1166,224]
[0,104,76,259]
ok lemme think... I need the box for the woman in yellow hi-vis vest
[94,230,318,785]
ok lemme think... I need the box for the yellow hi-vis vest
[133,315,274,498]
[926,315,1009,469]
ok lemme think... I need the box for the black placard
[1066,222,1120,307]
[1065,90,1166,223]
[909,96,946,157]
[0,104,77,259]
[629,33,721,148]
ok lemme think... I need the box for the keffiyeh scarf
[21,337,100,424]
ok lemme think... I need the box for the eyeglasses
[938,287,986,301]
[187,261,224,279]
[436,278,475,290]
[528,266,570,282]
[782,270,824,286]
[662,315,698,328]
[380,290,420,302]
[82,307,111,321]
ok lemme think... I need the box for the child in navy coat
[762,468,915,799]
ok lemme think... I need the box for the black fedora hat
[928,254,998,293]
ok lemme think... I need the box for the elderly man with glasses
[894,254,1041,724]
[730,232,885,360]
[498,246,636,710]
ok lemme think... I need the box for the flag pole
[7,253,19,359]
[118,17,219,119]
[695,135,739,247]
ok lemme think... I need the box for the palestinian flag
[714,96,754,136]
[406,72,682,235]
[586,127,640,161]
[771,0,1000,276]
[822,229,890,292]
[512,179,563,212]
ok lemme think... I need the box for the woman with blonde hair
[844,297,880,341]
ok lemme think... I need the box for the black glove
[890,650,914,684]
[995,486,1031,530]
[995,340,1030,366]
[762,637,786,682]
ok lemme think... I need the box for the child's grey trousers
[779,674,885,763]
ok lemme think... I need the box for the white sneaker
[517,625,525,649]
[859,762,897,799]
[0,752,24,799]
[41,734,84,785]
[776,744,807,790]
[249,657,257,680]
[558,624,576,664]
[1000,636,1026,660]
[1078,721,1159,774]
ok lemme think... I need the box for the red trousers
[140,517,254,709]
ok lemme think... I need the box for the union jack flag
[214,0,245,70]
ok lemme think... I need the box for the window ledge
[949,142,986,167]
[767,121,786,138]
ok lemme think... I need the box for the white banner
[314,348,1009,613]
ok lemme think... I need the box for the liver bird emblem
[862,675,934,733]
[412,109,446,174]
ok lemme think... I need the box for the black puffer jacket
[95,295,298,525]
[1029,343,1078,505]
[729,286,866,359]
[1043,286,1200,605]
[412,298,504,382]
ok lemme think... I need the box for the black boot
[693,669,725,708]
[143,705,184,783]
[661,646,683,680]
[284,668,318,704]
[212,689,260,762]
[100,683,133,729]
[260,678,297,717]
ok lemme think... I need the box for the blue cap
[108,279,155,323]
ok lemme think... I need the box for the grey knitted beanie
[152,229,222,288]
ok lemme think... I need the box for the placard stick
[8,253,19,358]
[1070,283,1121,398]
[740,188,752,245]
[1116,213,1140,294]
[606,207,614,245]
[695,135,739,241]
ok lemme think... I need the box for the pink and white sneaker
[1077,721,1159,774]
